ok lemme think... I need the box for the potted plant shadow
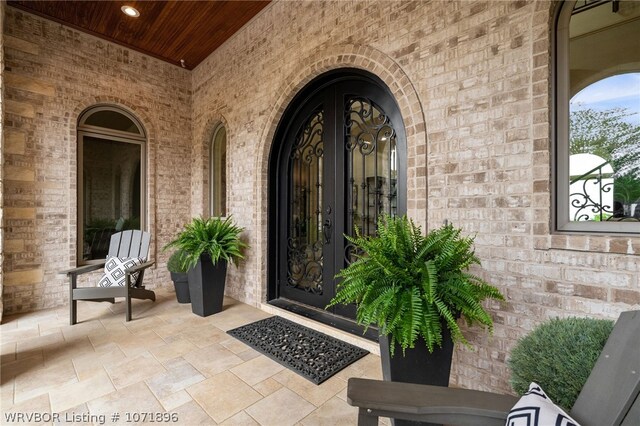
[328,215,504,426]
[165,216,247,317]
[167,250,190,303]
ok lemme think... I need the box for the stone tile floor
[0,289,389,425]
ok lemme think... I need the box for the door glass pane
[287,110,324,294]
[345,97,398,239]
[345,97,398,264]
[83,136,141,260]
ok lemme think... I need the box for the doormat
[227,316,369,385]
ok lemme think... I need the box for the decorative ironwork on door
[345,97,398,263]
[271,71,406,321]
[287,109,325,294]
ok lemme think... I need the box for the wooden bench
[348,310,640,426]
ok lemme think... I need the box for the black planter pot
[187,255,227,317]
[379,329,454,426]
[170,272,190,303]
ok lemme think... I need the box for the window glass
[569,75,640,222]
[78,107,145,262]
[210,126,227,217]
[82,137,142,260]
[83,110,142,134]
[557,0,640,230]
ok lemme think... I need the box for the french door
[272,73,406,320]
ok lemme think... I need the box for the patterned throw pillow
[506,383,580,426]
[97,256,144,287]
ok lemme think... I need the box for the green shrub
[167,250,188,273]
[508,317,614,410]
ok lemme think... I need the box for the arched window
[209,125,227,217]
[77,105,146,262]
[555,0,640,232]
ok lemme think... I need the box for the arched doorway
[268,69,407,333]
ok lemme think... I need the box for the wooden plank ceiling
[7,0,271,70]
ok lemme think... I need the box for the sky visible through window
[568,72,640,222]
[571,73,640,125]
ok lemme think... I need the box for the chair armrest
[347,378,518,426]
[59,262,105,276]
[125,260,155,274]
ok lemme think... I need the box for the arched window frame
[77,105,147,264]
[209,124,227,217]
[554,0,640,234]
[78,105,146,139]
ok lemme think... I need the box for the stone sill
[534,234,640,255]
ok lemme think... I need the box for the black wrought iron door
[276,76,406,318]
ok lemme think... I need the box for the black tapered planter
[379,329,454,426]
[170,272,190,303]
[187,255,227,317]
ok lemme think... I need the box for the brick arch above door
[253,43,427,305]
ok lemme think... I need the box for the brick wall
[0,0,5,322]
[191,0,639,394]
[2,7,192,314]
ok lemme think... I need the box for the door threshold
[267,298,379,342]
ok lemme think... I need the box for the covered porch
[1,0,639,424]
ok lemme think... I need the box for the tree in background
[570,107,640,207]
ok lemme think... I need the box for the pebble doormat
[227,316,369,384]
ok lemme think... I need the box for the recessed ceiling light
[121,6,140,18]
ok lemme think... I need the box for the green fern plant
[327,215,504,355]
[164,216,248,271]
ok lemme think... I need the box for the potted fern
[328,215,504,392]
[165,216,247,317]
[167,250,190,303]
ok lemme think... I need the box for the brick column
[0,0,5,321]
